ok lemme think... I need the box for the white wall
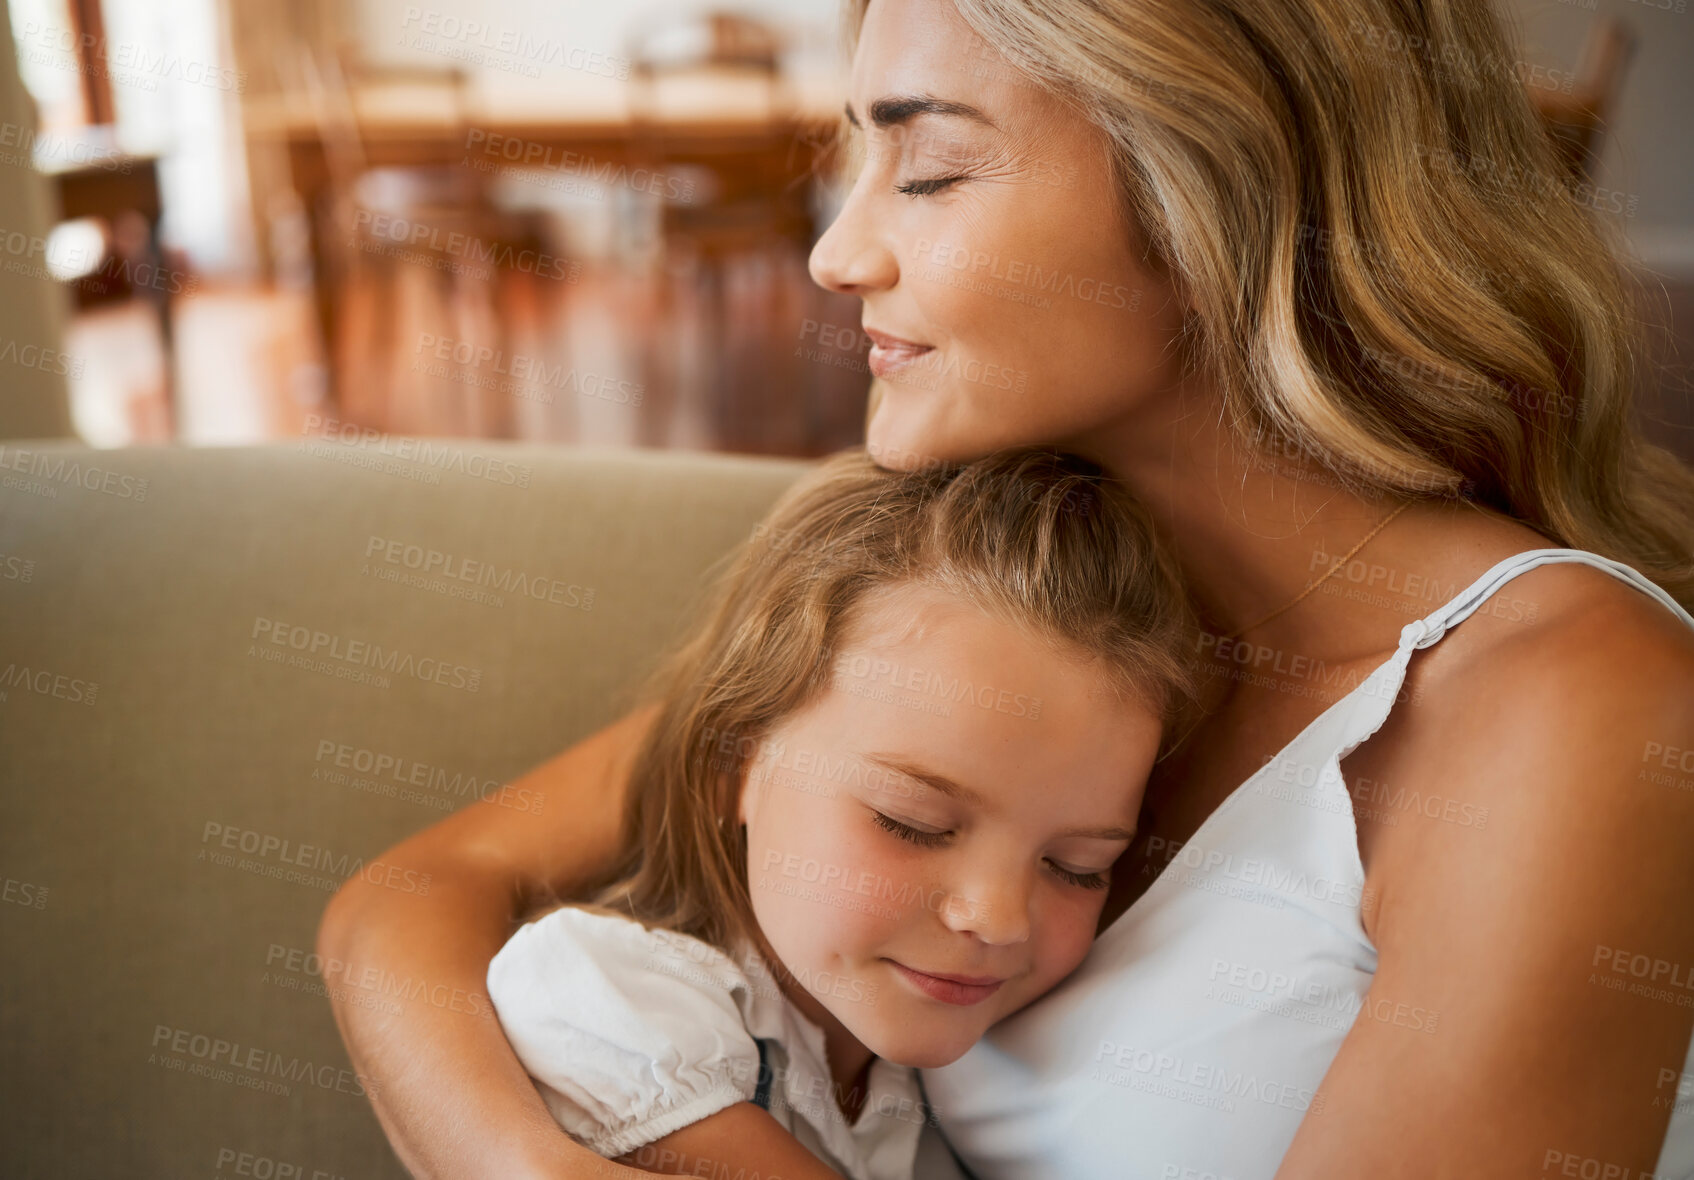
[360,0,846,95]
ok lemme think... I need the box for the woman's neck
[1068,374,1414,648]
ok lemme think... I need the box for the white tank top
[920,548,1694,1179]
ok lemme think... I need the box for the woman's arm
[318,704,842,1179]
[1276,583,1694,1176]
[612,1105,847,1179]
[318,704,656,1179]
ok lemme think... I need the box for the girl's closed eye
[869,809,1115,890]
[1046,861,1111,891]
[869,808,950,846]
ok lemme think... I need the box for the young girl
[486,446,1197,1179]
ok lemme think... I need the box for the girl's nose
[938,868,1032,946]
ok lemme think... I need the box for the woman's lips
[888,960,1005,1006]
[863,328,934,380]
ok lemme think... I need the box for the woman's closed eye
[895,175,967,197]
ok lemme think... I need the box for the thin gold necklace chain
[1223,500,1414,642]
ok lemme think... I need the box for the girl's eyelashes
[1045,861,1111,891]
[869,808,1116,891]
[894,175,967,198]
[870,809,950,847]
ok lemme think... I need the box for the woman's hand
[318,705,660,1180]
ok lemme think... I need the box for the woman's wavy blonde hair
[557,447,1196,956]
[840,0,1694,608]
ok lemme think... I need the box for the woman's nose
[938,868,1032,946]
[807,183,899,296]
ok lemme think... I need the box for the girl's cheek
[748,818,910,951]
[1039,893,1109,974]
[830,834,921,929]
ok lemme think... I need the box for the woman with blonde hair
[320,0,1694,1176]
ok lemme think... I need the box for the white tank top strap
[1397,547,1694,652]
[1325,547,1694,764]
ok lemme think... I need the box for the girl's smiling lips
[863,326,935,379]
[887,959,1006,1005]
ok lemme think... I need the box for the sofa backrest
[0,438,812,1177]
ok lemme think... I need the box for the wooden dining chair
[622,8,818,453]
[283,43,550,436]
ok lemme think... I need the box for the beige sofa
[0,436,813,1178]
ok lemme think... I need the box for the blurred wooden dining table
[243,73,846,408]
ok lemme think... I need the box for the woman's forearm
[319,869,650,1179]
[319,706,657,1176]
[317,704,831,1178]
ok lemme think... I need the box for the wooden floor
[61,257,1694,468]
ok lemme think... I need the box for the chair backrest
[1574,15,1635,114]
[336,49,475,136]
[277,41,365,195]
[281,41,477,183]
[630,10,785,78]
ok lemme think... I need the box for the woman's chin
[864,385,975,473]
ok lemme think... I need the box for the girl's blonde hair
[838,0,1694,608]
[567,447,1195,957]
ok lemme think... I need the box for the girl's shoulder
[486,904,768,1160]
[493,903,751,995]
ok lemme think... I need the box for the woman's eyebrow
[843,95,999,132]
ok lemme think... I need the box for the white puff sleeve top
[487,905,938,1180]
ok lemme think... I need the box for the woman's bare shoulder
[1416,549,1694,714]
[1381,500,1694,716]
[1351,537,1694,921]
[1341,511,1687,907]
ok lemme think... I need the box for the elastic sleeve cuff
[581,1082,754,1159]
